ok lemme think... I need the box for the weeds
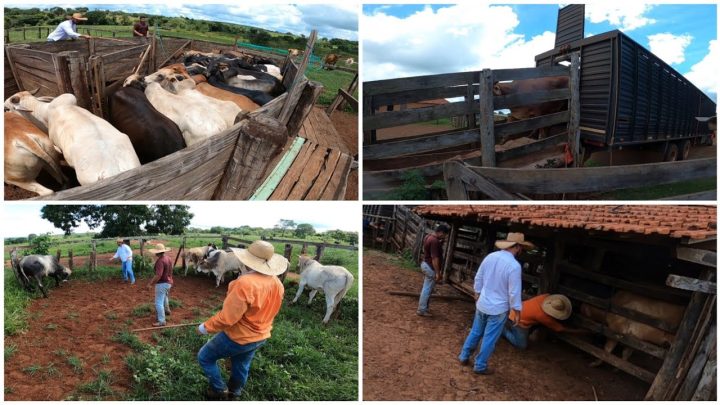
[77,369,115,399]
[113,330,146,352]
[131,304,152,317]
[45,362,60,377]
[101,354,111,365]
[68,356,84,374]
[5,344,18,361]
[22,364,43,376]
[45,323,58,330]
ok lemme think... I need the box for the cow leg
[331,297,343,320]
[307,289,318,305]
[37,277,49,298]
[291,281,306,304]
[5,180,55,197]
[322,293,337,325]
[589,338,618,367]
[183,258,188,276]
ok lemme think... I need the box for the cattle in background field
[183,243,218,276]
[288,48,301,57]
[345,57,355,66]
[580,290,685,368]
[108,86,186,164]
[493,76,569,139]
[17,254,72,298]
[323,53,339,70]
[4,91,141,186]
[291,255,354,324]
[198,248,247,287]
[4,112,67,196]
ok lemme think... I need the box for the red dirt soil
[4,267,228,400]
[329,110,358,201]
[363,250,648,401]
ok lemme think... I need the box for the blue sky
[6,3,359,40]
[2,203,359,237]
[363,3,717,99]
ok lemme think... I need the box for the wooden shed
[4,34,353,200]
[367,204,716,400]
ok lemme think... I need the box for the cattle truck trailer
[535,5,716,161]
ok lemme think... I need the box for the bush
[26,233,52,255]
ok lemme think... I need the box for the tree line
[4,7,358,55]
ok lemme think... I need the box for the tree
[28,233,37,242]
[96,205,151,237]
[277,219,297,236]
[294,223,315,239]
[145,205,193,235]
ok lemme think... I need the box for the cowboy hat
[541,294,572,320]
[71,13,88,21]
[235,240,288,276]
[494,232,535,250]
[116,238,124,243]
[148,243,172,254]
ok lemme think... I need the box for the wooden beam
[364,71,476,96]
[675,324,716,400]
[568,52,581,166]
[279,30,317,125]
[443,161,519,200]
[371,84,475,107]
[665,274,717,295]
[364,128,481,160]
[364,100,479,131]
[570,314,667,359]
[675,247,716,268]
[479,69,495,167]
[250,137,305,201]
[494,88,569,110]
[442,222,459,282]
[492,65,570,81]
[556,334,656,383]
[495,111,569,142]
[387,290,474,302]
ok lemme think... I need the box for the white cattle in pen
[4,91,141,185]
[197,248,247,287]
[182,244,217,276]
[292,255,354,324]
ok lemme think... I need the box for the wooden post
[301,242,308,255]
[541,237,565,294]
[279,30,317,125]
[213,116,288,200]
[149,35,157,72]
[381,220,392,252]
[173,237,185,268]
[315,243,325,261]
[64,51,93,111]
[442,222,459,283]
[56,249,61,261]
[364,94,377,144]
[91,240,97,272]
[222,235,229,249]
[466,72,479,129]
[283,243,293,261]
[52,52,74,94]
[568,51,581,167]
[479,69,496,167]
[68,250,73,270]
[412,227,425,264]
[286,81,323,137]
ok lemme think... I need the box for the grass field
[5,244,358,400]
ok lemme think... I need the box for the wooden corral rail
[327,72,359,115]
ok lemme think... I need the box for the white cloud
[586,3,656,31]
[648,33,693,65]
[362,4,556,81]
[685,39,719,98]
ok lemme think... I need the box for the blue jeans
[154,283,171,324]
[459,310,508,372]
[122,260,135,283]
[197,332,266,395]
[417,262,436,313]
[502,324,529,350]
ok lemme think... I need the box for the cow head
[4,91,39,112]
[198,249,222,273]
[297,254,314,273]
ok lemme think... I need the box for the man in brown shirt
[133,16,149,38]
[417,224,450,316]
[145,243,174,326]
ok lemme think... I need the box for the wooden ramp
[252,108,353,200]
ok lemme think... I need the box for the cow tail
[334,272,355,304]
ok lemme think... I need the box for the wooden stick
[133,44,152,75]
[91,37,136,44]
[131,322,200,332]
[387,290,474,302]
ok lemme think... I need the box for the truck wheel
[664,143,679,162]
[679,140,691,160]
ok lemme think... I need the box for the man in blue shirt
[111,239,135,284]
[47,13,91,42]
[458,232,534,374]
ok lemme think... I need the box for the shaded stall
[369,204,716,400]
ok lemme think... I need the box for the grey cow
[16,254,72,298]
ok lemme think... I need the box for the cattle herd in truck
[3,49,287,197]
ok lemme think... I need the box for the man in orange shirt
[197,241,288,400]
[502,293,584,349]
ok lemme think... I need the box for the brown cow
[288,48,301,57]
[493,76,569,139]
[4,112,66,196]
[580,291,685,368]
[323,53,339,70]
[194,82,260,112]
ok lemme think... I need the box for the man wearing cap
[417,224,450,317]
[196,240,288,400]
[458,232,533,375]
[111,239,135,284]
[145,243,174,327]
[502,293,584,350]
[47,13,91,41]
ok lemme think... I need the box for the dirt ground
[329,110,358,201]
[362,250,649,401]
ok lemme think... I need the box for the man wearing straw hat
[47,13,91,41]
[145,243,174,327]
[196,240,288,400]
[458,232,534,375]
[111,238,135,285]
[502,293,585,350]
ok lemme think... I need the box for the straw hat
[541,294,572,320]
[494,232,535,250]
[71,13,88,21]
[234,241,288,276]
[148,243,171,254]
[116,238,124,244]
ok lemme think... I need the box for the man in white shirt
[458,232,534,375]
[47,13,91,42]
[111,239,135,284]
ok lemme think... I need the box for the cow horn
[28,88,40,95]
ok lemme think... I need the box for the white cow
[292,255,354,324]
[197,248,246,287]
[182,244,217,276]
[4,91,141,185]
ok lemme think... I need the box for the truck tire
[664,142,679,162]
[679,140,691,160]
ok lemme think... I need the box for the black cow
[17,254,72,298]
[109,86,186,164]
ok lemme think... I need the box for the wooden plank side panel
[269,142,316,199]
[320,153,352,200]
[364,71,476,96]
[286,145,329,200]
[364,100,478,130]
[304,149,343,200]
[364,129,480,160]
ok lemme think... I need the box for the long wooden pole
[131,322,200,332]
